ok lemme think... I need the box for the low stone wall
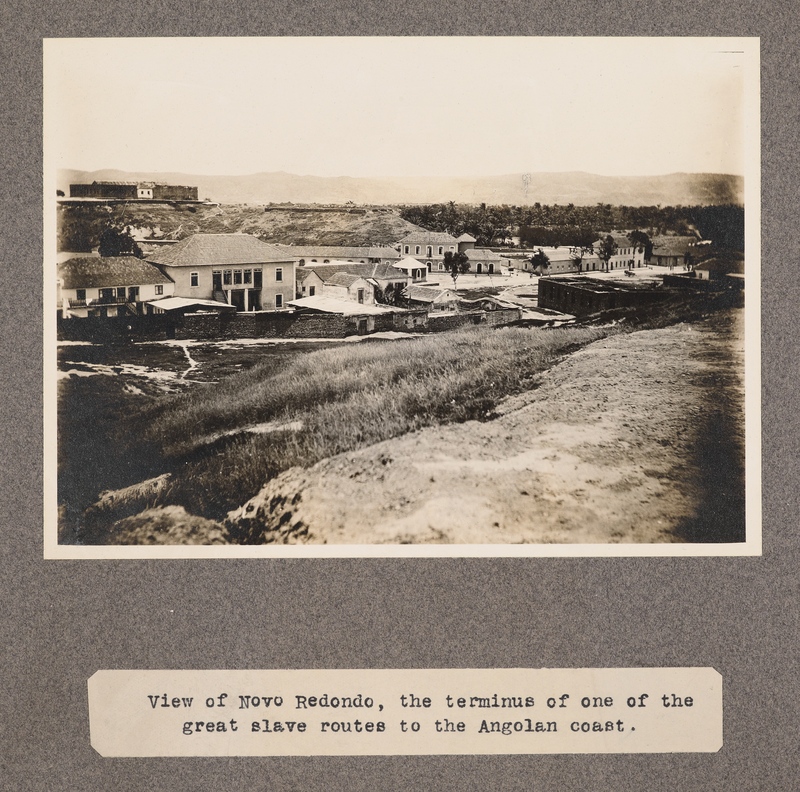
[57,306,522,343]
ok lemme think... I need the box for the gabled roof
[301,261,409,283]
[397,231,459,246]
[652,236,697,256]
[296,268,325,284]
[403,285,458,303]
[58,256,172,290]
[394,257,428,272]
[325,272,367,288]
[147,233,296,267]
[465,248,504,261]
[457,233,477,242]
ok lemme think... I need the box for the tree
[443,250,470,289]
[595,235,617,272]
[627,229,653,262]
[98,225,143,258]
[530,248,550,275]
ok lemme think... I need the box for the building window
[276,268,283,282]
[309,286,315,296]
[117,287,126,299]
[275,294,283,308]
[426,246,432,256]
[299,259,305,265]
[438,263,444,271]
[438,246,443,255]
[449,246,455,251]
[233,269,243,285]
[155,285,163,295]
[76,289,86,301]
[244,269,252,284]
[404,245,410,255]
[253,270,263,288]
[357,288,364,304]
[415,245,420,255]
[223,270,232,286]
[190,271,199,287]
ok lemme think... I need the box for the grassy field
[137,325,614,521]
[59,289,742,541]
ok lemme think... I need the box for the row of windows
[201,269,271,288]
[403,244,455,256]
[74,285,162,301]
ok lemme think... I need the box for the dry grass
[146,324,614,518]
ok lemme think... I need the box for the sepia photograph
[44,36,760,557]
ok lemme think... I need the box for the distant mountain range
[58,169,744,207]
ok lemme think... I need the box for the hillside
[59,169,744,208]
[57,202,422,251]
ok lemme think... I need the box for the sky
[44,37,756,179]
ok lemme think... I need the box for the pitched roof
[296,268,324,284]
[302,262,409,282]
[457,233,477,242]
[147,297,233,312]
[325,272,367,288]
[397,231,459,246]
[393,257,428,272]
[58,256,172,290]
[403,285,457,303]
[465,248,504,262]
[147,233,296,267]
[652,236,697,256]
[275,245,399,260]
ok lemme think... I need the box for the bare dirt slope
[228,309,745,545]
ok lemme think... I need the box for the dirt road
[229,309,745,545]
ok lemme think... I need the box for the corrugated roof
[148,297,233,312]
[287,296,394,315]
[58,256,172,290]
[148,233,296,267]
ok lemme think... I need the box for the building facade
[148,233,297,311]
[57,256,174,318]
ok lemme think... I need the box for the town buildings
[146,233,297,311]
[57,256,174,318]
[68,181,199,201]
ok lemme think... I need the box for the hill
[57,202,423,252]
[59,169,744,208]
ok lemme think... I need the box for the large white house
[148,233,297,311]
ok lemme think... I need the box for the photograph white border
[43,36,761,559]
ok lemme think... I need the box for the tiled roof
[403,285,456,303]
[652,236,697,256]
[148,233,296,267]
[276,245,399,260]
[303,262,408,283]
[59,256,172,290]
[397,231,459,246]
[296,268,324,284]
[393,257,427,272]
[457,233,477,242]
[465,248,504,262]
[325,272,365,287]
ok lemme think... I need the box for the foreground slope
[228,309,745,544]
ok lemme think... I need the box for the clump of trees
[399,202,744,251]
[98,226,143,257]
[595,235,618,272]
[529,248,550,275]
[443,250,470,289]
